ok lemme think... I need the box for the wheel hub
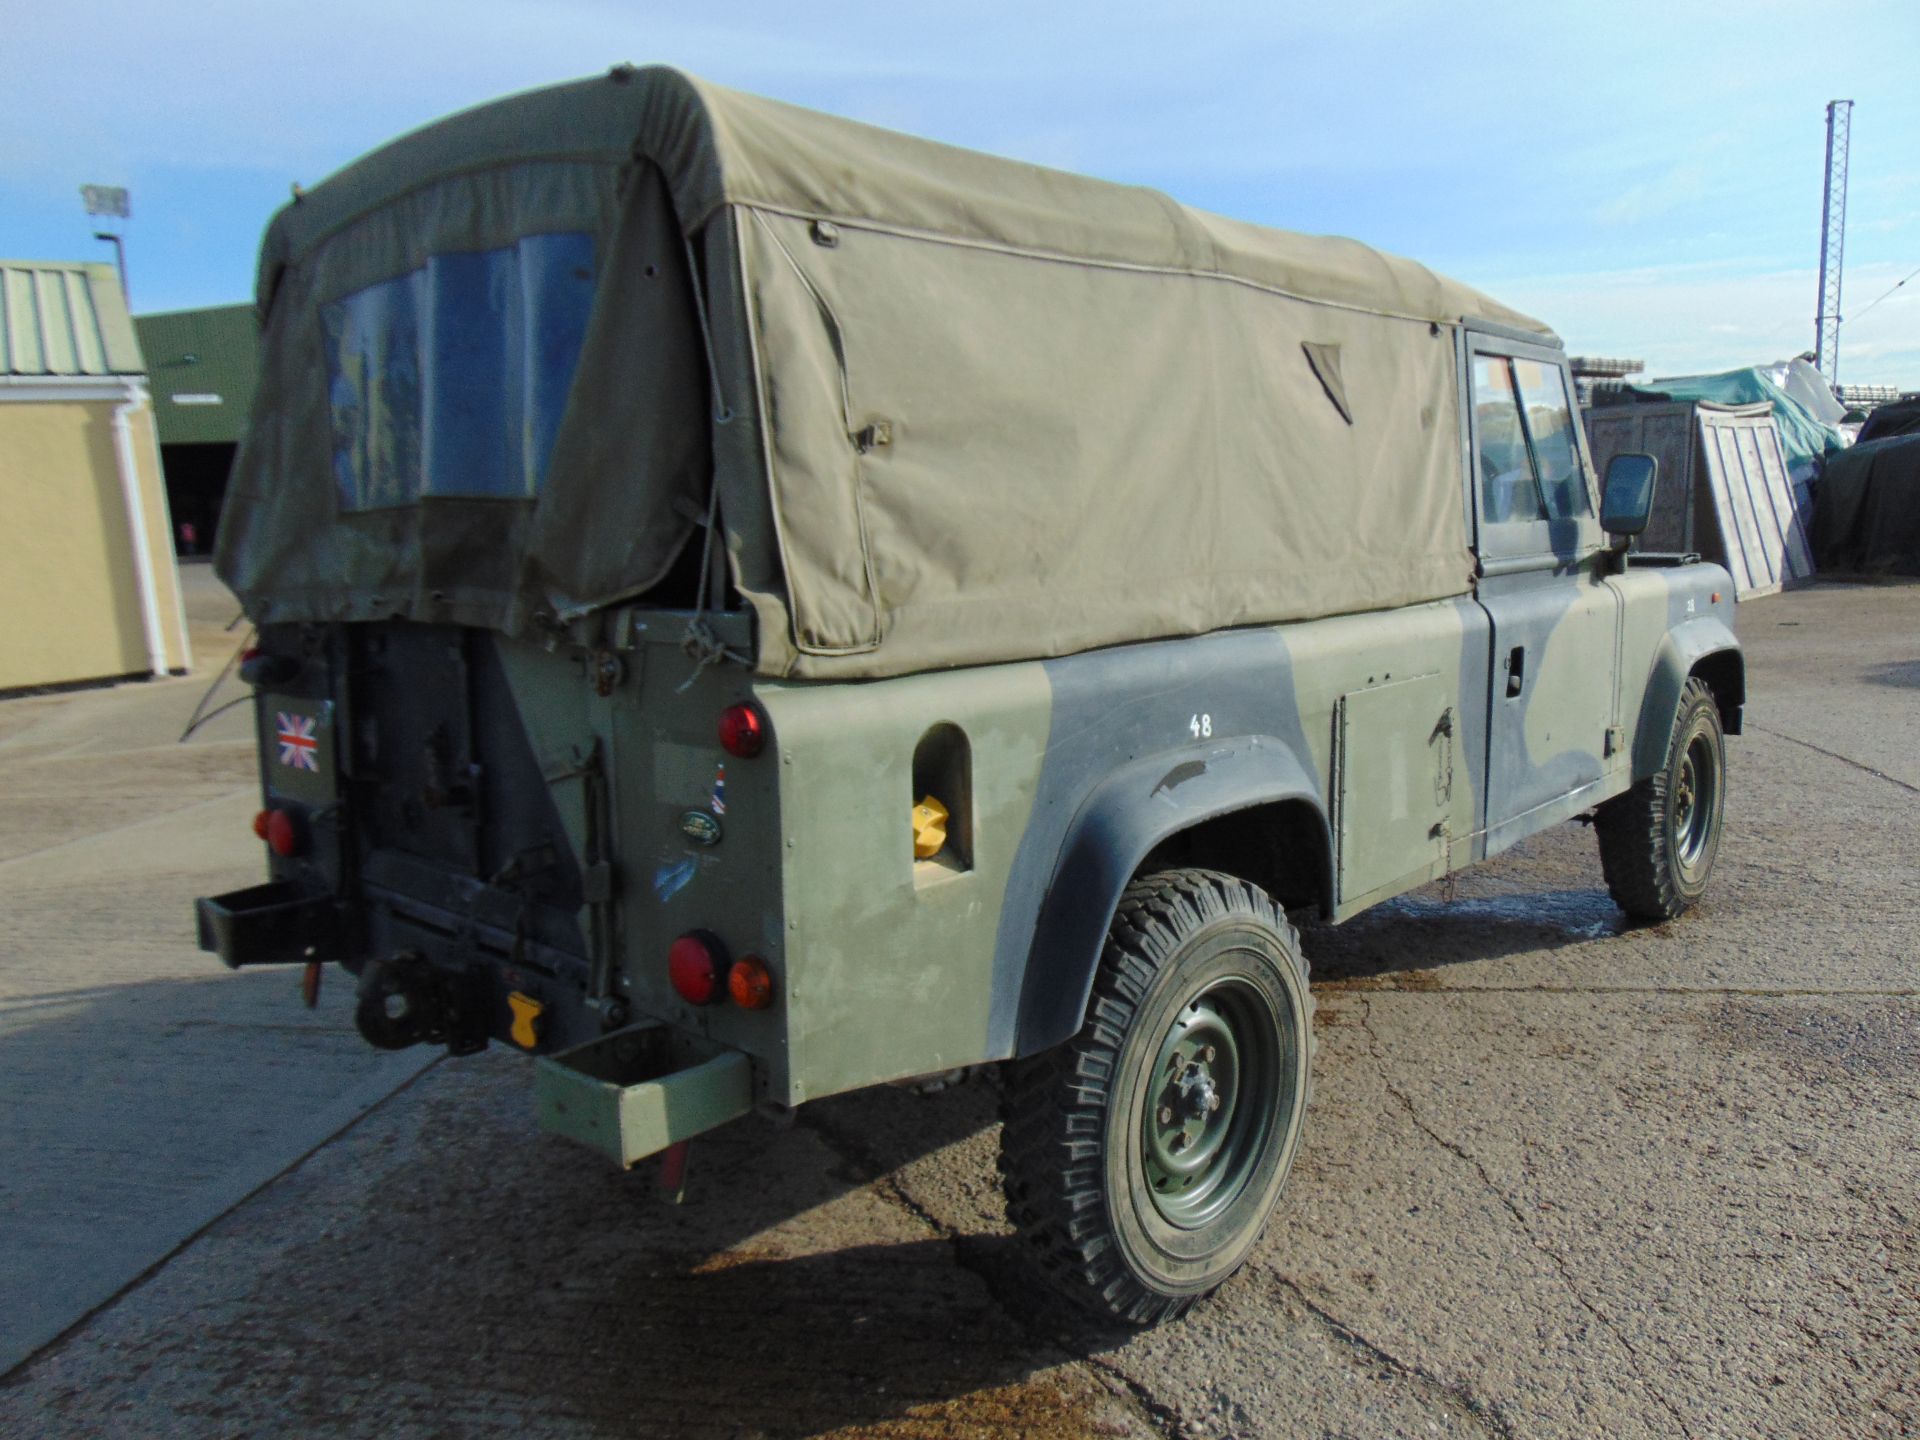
[1140,982,1284,1229]
[1176,1061,1221,1122]
[1675,758,1696,830]
[1673,732,1718,873]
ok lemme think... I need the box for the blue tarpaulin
[1621,365,1846,478]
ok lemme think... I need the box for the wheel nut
[1158,1105,1175,1126]
[1208,1094,1222,1112]
[1202,1045,1216,1063]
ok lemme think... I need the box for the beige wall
[0,390,190,691]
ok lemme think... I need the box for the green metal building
[133,303,256,554]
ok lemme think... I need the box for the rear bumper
[536,1023,753,1167]
[195,882,352,969]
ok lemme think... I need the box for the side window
[1512,359,1590,520]
[1472,355,1544,524]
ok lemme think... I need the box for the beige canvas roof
[256,67,1546,336]
[220,67,1558,677]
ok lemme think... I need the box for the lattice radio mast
[1814,99,1853,380]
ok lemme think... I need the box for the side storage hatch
[1333,673,1453,911]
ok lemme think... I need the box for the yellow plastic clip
[507,992,544,1049]
[912,794,949,860]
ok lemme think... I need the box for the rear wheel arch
[1010,742,1331,1058]
[1137,797,1332,915]
[999,866,1315,1323]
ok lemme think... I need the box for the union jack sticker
[276,712,320,772]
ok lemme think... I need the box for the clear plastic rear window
[321,231,596,510]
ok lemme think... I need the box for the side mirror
[1601,453,1658,538]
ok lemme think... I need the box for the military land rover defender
[198,67,1742,1324]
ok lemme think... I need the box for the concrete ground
[0,568,431,1376]
[0,576,1914,1439]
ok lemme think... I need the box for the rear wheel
[999,868,1314,1324]
[1597,675,1726,921]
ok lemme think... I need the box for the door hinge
[1604,725,1624,758]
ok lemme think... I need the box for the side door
[1466,332,1623,856]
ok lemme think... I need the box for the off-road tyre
[1596,675,1726,922]
[998,868,1315,1325]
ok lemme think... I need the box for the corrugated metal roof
[134,303,258,445]
[0,260,144,377]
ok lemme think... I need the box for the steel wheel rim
[1140,978,1286,1229]
[1673,731,1719,875]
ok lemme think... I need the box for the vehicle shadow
[1862,659,1920,689]
[1301,883,1630,988]
[187,1050,1134,1438]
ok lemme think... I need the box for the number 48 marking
[1189,713,1212,738]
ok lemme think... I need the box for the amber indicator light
[728,956,776,1010]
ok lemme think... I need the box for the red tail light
[265,809,304,858]
[718,702,767,759]
[252,809,272,840]
[668,932,726,1005]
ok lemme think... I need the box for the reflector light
[252,809,272,840]
[718,702,767,759]
[668,932,726,1005]
[265,809,303,858]
[728,956,775,1010]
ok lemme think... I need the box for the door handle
[1506,645,1525,698]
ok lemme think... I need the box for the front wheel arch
[1598,674,1727,921]
[1631,626,1742,780]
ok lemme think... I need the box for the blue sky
[4,0,1916,385]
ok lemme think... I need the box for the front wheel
[1596,675,1727,922]
[999,869,1314,1324]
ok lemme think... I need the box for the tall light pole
[93,232,128,303]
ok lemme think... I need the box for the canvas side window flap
[322,231,597,511]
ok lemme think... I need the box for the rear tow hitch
[354,954,487,1056]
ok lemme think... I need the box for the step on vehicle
[199,67,1741,1324]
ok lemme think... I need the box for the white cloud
[1476,259,1919,387]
